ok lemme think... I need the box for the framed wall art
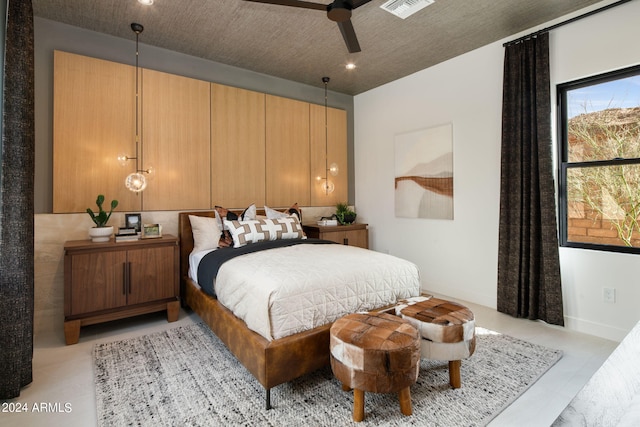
[394,123,453,219]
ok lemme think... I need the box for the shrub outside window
[558,65,640,253]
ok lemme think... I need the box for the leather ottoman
[395,296,476,388]
[330,312,420,422]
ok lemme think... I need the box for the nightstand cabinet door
[68,251,127,315]
[126,245,176,305]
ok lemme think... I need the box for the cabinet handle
[127,262,132,294]
[122,262,127,295]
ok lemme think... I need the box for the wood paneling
[141,69,211,210]
[310,103,348,206]
[53,52,349,212]
[211,83,265,208]
[53,51,141,213]
[265,95,310,207]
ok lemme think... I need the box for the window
[558,65,640,253]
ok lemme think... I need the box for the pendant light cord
[323,76,330,195]
[135,29,140,173]
[131,22,144,174]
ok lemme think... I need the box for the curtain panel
[0,0,35,399]
[497,33,564,326]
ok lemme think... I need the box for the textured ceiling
[33,0,605,95]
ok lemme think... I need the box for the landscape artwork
[395,123,453,219]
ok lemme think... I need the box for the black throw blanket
[197,238,336,296]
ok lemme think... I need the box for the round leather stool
[330,312,420,422]
[396,296,476,388]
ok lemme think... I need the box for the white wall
[354,0,640,342]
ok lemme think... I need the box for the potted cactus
[87,194,118,242]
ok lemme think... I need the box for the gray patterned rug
[94,322,561,426]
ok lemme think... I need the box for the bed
[178,210,420,409]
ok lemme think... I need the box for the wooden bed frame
[178,210,333,410]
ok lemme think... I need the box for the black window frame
[557,64,640,255]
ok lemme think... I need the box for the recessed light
[346,63,356,70]
[138,0,154,5]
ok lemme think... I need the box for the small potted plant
[87,194,118,242]
[335,202,357,225]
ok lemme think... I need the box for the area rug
[94,322,561,426]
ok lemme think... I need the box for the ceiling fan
[245,0,373,53]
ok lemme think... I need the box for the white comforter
[213,243,421,340]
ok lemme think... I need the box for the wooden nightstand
[302,223,369,249]
[63,234,180,344]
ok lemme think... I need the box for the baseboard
[422,286,628,342]
[563,315,629,342]
[422,286,496,310]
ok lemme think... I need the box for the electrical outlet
[603,287,616,303]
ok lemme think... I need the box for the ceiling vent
[380,0,435,19]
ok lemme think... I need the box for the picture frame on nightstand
[125,213,142,233]
[142,223,162,239]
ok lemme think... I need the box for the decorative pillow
[265,203,301,222]
[241,203,257,220]
[214,206,235,231]
[215,203,256,229]
[265,205,289,219]
[214,205,241,230]
[225,216,306,248]
[189,215,221,252]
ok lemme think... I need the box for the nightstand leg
[64,320,81,345]
[167,300,180,322]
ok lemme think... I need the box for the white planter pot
[88,226,114,243]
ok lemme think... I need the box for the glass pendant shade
[329,162,339,176]
[125,172,147,192]
[321,179,335,194]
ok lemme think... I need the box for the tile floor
[1,297,620,427]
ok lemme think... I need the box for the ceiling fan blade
[351,0,374,10]
[244,0,326,11]
[337,19,361,53]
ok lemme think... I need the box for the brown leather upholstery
[184,269,331,391]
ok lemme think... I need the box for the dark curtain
[497,33,564,326]
[0,0,35,399]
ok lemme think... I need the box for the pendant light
[118,22,155,192]
[319,76,338,194]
